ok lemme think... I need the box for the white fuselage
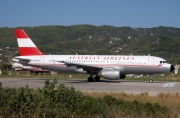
[13,55,171,75]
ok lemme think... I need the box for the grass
[0,80,176,117]
[1,70,180,81]
[0,68,180,108]
[82,91,180,117]
[0,71,179,117]
[122,73,180,82]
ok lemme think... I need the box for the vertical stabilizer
[15,29,44,56]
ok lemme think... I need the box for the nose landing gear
[148,74,153,83]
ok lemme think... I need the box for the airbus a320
[13,29,175,83]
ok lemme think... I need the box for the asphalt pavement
[0,78,179,96]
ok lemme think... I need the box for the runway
[0,78,179,96]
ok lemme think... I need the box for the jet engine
[100,70,125,80]
[75,68,86,74]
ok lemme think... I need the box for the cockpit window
[160,61,166,64]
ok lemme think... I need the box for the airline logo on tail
[15,29,44,56]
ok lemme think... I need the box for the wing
[59,61,103,75]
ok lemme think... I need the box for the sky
[0,0,180,28]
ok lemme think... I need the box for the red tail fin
[15,29,44,56]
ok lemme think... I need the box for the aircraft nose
[170,65,175,72]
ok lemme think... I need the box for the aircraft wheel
[149,79,153,83]
[88,77,94,82]
[95,76,100,82]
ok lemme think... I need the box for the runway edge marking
[162,82,176,88]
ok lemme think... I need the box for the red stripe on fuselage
[28,63,159,67]
[19,47,44,56]
[16,29,29,38]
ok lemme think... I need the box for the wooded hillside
[0,25,179,64]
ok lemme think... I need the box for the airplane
[12,29,175,83]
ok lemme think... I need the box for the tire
[88,77,94,82]
[95,76,100,81]
[149,79,153,83]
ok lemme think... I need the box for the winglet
[15,29,44,56]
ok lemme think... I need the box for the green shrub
[0,79,173,117]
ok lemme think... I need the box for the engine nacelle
[75,68,86,74]
[101,70,120,80]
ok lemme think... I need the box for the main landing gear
[88,76,100,82]
[148,74,153,83]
